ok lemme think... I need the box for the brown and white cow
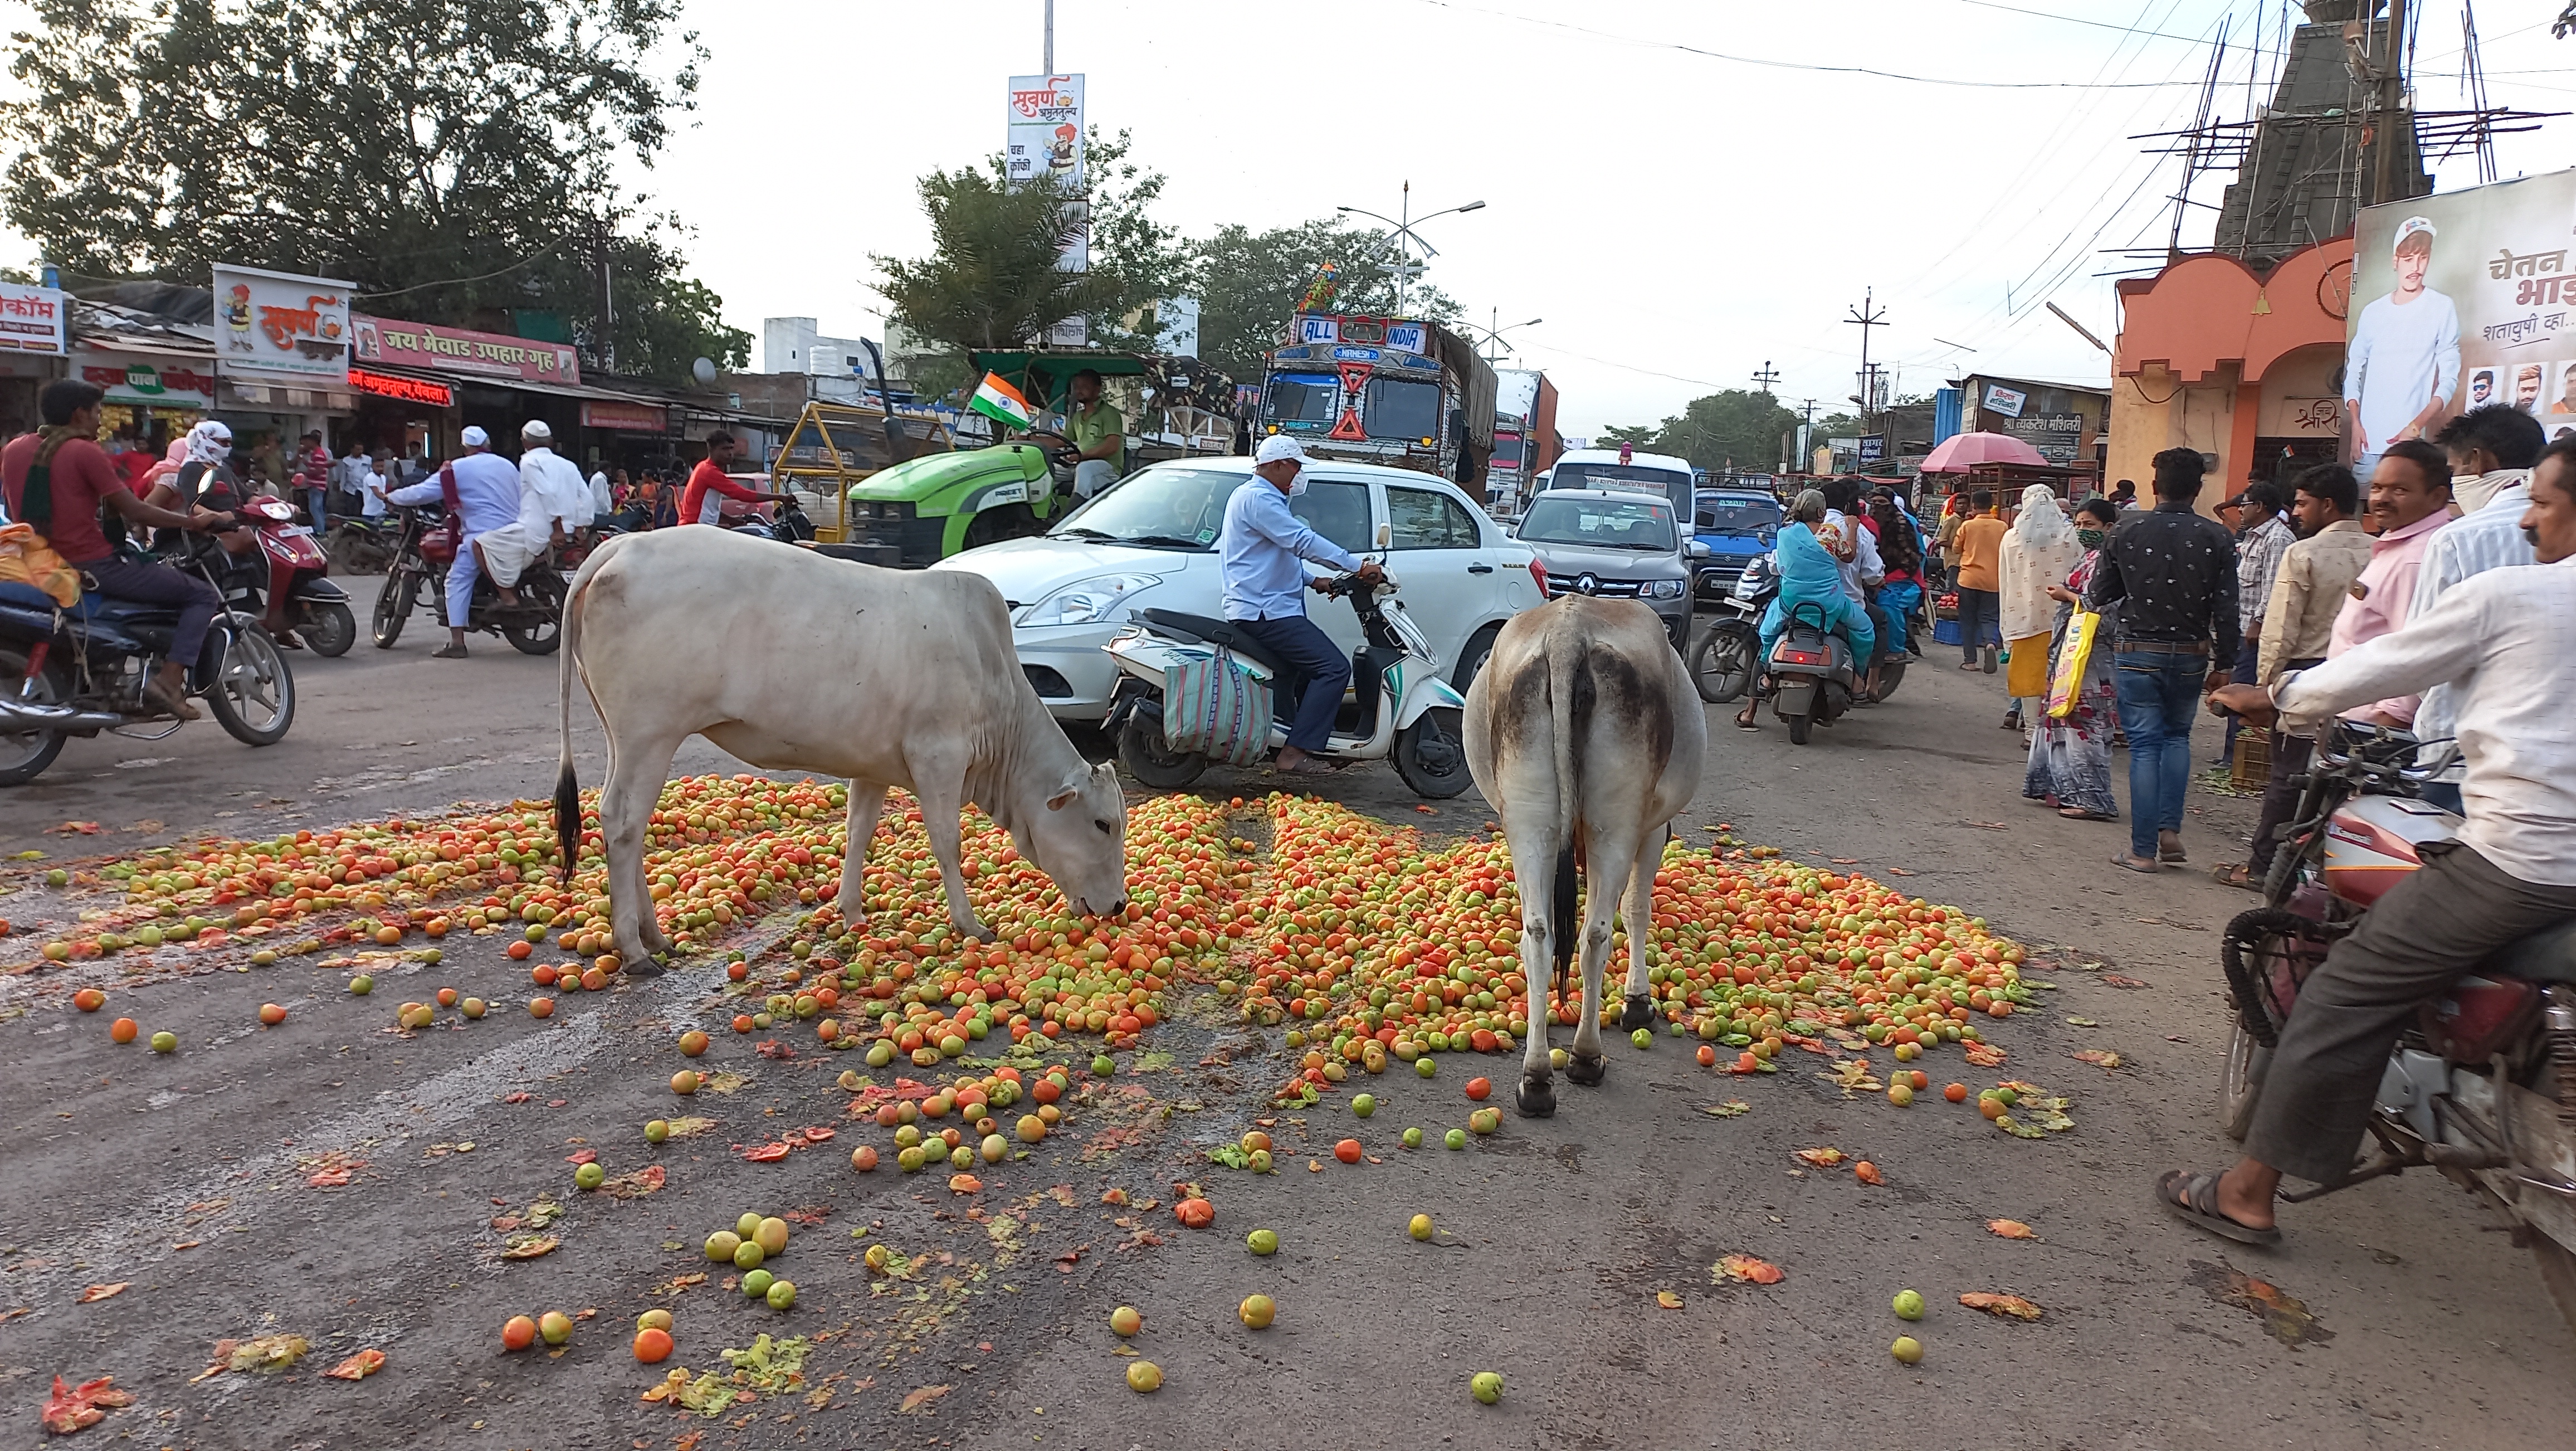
[553,528,1129,971]
[1462,595,1705,1117]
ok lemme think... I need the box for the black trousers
[2246,841,2576,1182]
[2246,731,2314,875]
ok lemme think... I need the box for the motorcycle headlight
[1646,578,1685,600]
[1018,573,1161,628]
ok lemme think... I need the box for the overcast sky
[8,1,2570,435]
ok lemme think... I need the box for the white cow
[553,528,1129,970]
[1462,596,1705,1118]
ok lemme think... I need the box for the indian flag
[969,372,1034,430]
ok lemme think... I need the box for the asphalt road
[1,585,2570,1450]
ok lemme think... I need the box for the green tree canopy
[1598,390,1803,473]
[1191,217,1459,381]
[0,0,748,382]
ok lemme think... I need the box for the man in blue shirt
[1219,437,1382,775]
[386,425,527,659]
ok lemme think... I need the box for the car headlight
[1019,573,1161,628]
[1646,578,1685,600]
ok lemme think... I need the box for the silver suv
[1513,489,1707,648]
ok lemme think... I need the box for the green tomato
[1471,1371,1504,1405]
[1631,1027,1655,1049]
[1092,1054,1116,1075]
[1893,1289,1925,1321]
[573,1161,606,1191]
[733,1240,765,1272]
[1402,1127,1424,1149]
[741,1268,774,1299]
[1415,1056,1437,1079]
[1350,1093,1377,1118]
[1444,1128,1468,1150]
[765,1279,797,1310]
[1246,1228,1279,1257]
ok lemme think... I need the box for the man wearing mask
[384,425,523,659]
[1218,437,1381,776]
[2409,404,2550,812]
[2164,439,2576,1247]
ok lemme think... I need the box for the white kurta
[477,446,592,587]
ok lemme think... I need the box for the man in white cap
[384,424,528,658]
[467,420,591,612]
[1218,436,1382,776]
[2344,216,2460,475]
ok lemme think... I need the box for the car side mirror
[1687,539,1712,559]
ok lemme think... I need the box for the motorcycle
[368,503,572,655]
[722,496,815,546]
[1689,553,1775,704]
[0,542,298,786]
[322,514,399,574]
[1101,571,1472,798]
[196,498,355,657]
[2217,720,2576,1336]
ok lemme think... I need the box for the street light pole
[1042,0,1053,74]
[1335,187,1485,318]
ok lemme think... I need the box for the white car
[932,455,1543,722]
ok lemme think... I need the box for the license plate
[280,525,313,537]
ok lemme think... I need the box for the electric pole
[1750,360,1780,395]
[1844,289,1887,450]
[593,215,616,376]
[1043,0,1053,73]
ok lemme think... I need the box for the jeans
[306,486,331,530]
[1875,580,1921,656]
[2110,649,2206,861]
[1954,587,1999,664]
[1230,612,1351,753]
[81,555,222,668]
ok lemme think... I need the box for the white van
[1543,447,1698,524]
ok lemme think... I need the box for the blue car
[1690,489,1782,598]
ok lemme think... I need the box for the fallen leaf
[1792,1147,1846,1167]
[896,1384,953,1415]
[1656,1291,1684,1309]
[323,1348,386,1380]
[1987,1219,2037,1239]
[1822,1060,1882,1095]
[2072,1049,2124,1071]
[49,821,101,835]
[1713,1254,1784,1285]
[213,1333,308,1374]
[1997,1116,2050,1138]
[2062,1015,2100,1028]
[598,1165,666,1198]
[1701,1101,1752,1119]
[662,1116,720,1138]
[947,1174,983,1195]
[77,1283,127,1303]
[1963,1041,2008,1068]
[2102,973,2150,989]
[1959,1292,2043,1321]
[41,1375,134,1434]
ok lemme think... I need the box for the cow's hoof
[1619,994,1657,1031]
[1516,1073,1556,1118]
[623,957,667,979]
[1566,1051,1607,1087]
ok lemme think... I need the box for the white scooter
[1101,569,1472,798]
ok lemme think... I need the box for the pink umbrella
[1919,431,2047,473]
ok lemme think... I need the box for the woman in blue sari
[1735,490,1874,731]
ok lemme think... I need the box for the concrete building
[762,317,881,379]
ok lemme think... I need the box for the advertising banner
[1007,74,1089,282]
[212,263,353,379]
[74,350,216,406]
[1981,383,2027,419]
[2349,169,2576,464]
[0,283,69,354]
[581,401,669,433]
[351,314,580,386]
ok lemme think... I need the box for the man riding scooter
[2161,437,2576,1244]
[1218,436,1381,776]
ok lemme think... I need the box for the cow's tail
[1545,626,1596,1010]
[553,539,610,885]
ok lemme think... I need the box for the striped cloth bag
[1163,649,1272,767]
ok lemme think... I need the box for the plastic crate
[2231,731,2272,792]
[1931,619,1963,646]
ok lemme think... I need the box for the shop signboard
[351,314,580,386]
[580,401,669,433]
[0,283,69,354]
[1858,435,1887,462]
[1997,411,2084,463]
[1005,74,1085,189]
[1980,383,2027,419]
[212,263,353,379]
[74,350,216,406]
[347,367,456,408]
[2350,169,2576,461]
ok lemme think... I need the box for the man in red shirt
[292,429,334,532]
[676,432,792,527]
[2,380,233,718]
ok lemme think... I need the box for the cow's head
[1026,760,1129,920]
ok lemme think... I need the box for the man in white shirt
[383,425,524,658]
[2160,438,2576,1247]
[479,421,589,603]
[358,450,391,519]
[2343,217,2461,475]
[586,465,613,524]
[2411,405,2549,811]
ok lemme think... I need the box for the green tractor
[842,349,1235,567]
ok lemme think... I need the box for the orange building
[2108,237,2353,512]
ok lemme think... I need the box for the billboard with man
[2350,169,2576,465]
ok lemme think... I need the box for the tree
[1079,129,1196,355]
[1597,391,1803,473]
[1191,217,1460,381]
[0,0,747,382]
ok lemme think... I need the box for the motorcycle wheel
[1689,622,1755,704]
[303,600,356,658]
[0,649,70,786]
[1393,707,1472,799]
[204,625,295,747]
[373,567,418,649]
[1785,705,1813,746]
[1872,657,1907,702]
[2217,1023,2271,1142]
[504,572,565,656]
[1116,713,1206,790]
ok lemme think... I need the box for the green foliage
[1191,218,1460,381]
[1598,391,1805,473]
[872,164,1107,356]
[0,0,743,383]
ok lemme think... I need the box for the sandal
[2058,807,2115,821]
[2211,863,2260,890]
[2155,1168,2280,1246]
[2159,835,2188,864]
[1274,757,1339,777]
[1733,708,1760,732]
[2110,853,2160,874]
[431,643,469,660]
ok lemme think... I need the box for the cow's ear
[1046,768,1089,811]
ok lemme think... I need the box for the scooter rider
[2160,437,2576,1245]
[1218,436,1382,777]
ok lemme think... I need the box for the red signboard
[350,313,579,386]
[580,400,669,432]
[347,368,456,407]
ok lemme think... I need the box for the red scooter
[210,498,357,656]
[2219,720,2576,1336]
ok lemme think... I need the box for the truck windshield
[1363,378,1442,442]
[1492,431,1524,469]
[1517,496,1676,552]
[1265,373,1338,425]
[1552,462,1694,494]
[1694,494,1781,533]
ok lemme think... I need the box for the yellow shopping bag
[2045,611,2100,719]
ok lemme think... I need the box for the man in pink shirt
[2328,438,2452,727]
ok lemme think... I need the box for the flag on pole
[969,372,1035,430]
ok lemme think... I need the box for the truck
[1487,368,1560,512]
[1259,314,1495,492]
